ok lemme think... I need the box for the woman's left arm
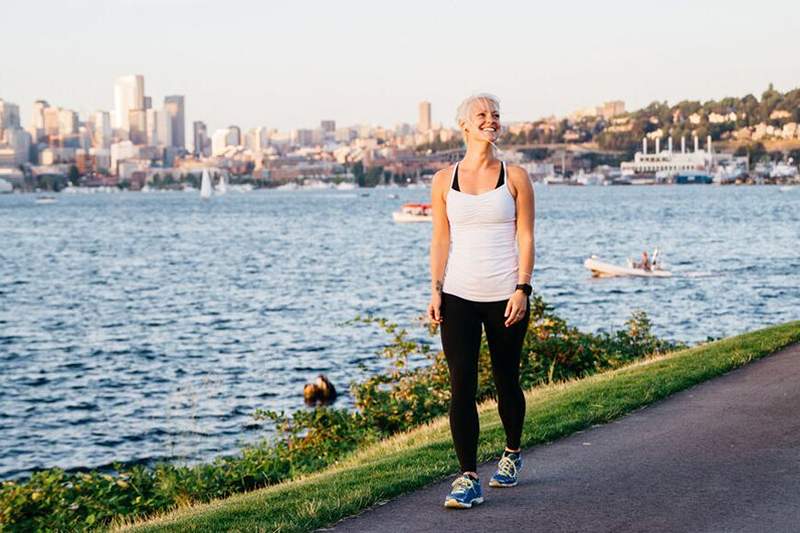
[504,165,535,327]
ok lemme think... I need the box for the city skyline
[2,0,800,133]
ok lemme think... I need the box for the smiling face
[463,97,500,144]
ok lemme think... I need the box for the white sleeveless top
[442,161,519,302]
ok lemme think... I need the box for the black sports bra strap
[451,161,504,191]
[496,162,505,188]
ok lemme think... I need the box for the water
[1,186,798,479]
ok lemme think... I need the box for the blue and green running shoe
[444,474,484,508]
[489,450,523,487]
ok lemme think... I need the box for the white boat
[215,173,227,195]
[779,185,796,192]
[200,169,212,199]
[584,255,672,278]
[0,178,12,193]
[392,203,432,223]
[336,181,356,190]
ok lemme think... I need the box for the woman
[428,93,535,509]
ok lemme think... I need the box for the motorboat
[392,203,432,223]
[584,255,672,278]
[35,195,57,204]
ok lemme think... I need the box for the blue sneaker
[489,451,523,487]
[444,474,484,508]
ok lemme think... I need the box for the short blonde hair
[455,93,500,129]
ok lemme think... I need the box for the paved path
[328,344,800,533]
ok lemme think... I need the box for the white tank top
[442,161,519,302]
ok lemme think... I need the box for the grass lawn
[119,320,800,533]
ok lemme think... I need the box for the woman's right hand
[428,291,443,324]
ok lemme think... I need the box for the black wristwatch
[515,283,532,295]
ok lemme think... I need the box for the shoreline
[120,320,800,532]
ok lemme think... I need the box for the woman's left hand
[504,291,528,327]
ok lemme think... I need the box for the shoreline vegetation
[2,300,797,531]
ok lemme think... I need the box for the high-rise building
[58,109,78,137]
[245,127,269,151]
[92,111,112,148]
[418,101,432,132]
[128,109,147,145]
[31,100,49,129]
[0,99,21,138]
[193,121,208,157]
[211,128,232,156]
[113,74,145,130]
[143,96,152,110]
[227,125,241,146]
[145,109,172,147]
[320,120,336,133]
[164,95,185,149]
[1,128,31,166]
[43,107,61,138]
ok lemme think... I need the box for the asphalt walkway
[328,343,800,532]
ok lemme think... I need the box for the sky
[2,0,800,133]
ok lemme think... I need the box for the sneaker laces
[496,455,518,478]
[451,475,475,492]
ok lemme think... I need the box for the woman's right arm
[428,168,451,324]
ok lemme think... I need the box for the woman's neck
[461,140,496,170]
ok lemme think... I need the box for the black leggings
[440,292,530,473]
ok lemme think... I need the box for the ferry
[392,203,432,223]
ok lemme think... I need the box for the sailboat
[215,172,227,195]
[200,169,212,199]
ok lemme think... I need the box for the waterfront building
[113,74,145,131]
[164,95,185,149]
[193,121,208,157]
[92,111,112,148]
[621,135,726,181]
[143,96,152,110]
[418,101,432,132]
[321,120,335,133]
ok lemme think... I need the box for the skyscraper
[193,121,208,157]
[128,109,147,145]
[0,99,21,138]
[58,109,78,137]
[164,95,185,149]
[418,101,432,132]
[113,75,145,131]
[145,109,171,147]
[92,111,112,148]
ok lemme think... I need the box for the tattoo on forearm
[435,280,443,293]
